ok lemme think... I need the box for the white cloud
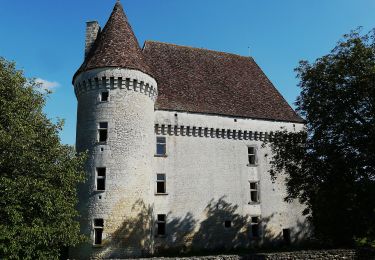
[35,78,60,91]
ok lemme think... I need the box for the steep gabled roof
[73,2,151,81]
[143,41,303,123]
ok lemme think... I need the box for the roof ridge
[144,40,253,60]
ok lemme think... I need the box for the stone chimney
[85,21,100,58]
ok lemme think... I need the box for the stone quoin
[70,1,308,259]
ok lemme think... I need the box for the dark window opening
[93,218,104,245]
[100,91,109,102]
[224,220,232,228]
[118,77,122,88]
[283,228,291,244]
[110,77,114,88]
[98,122,108,142]
[102,76,106,87]
[96,168,106,191]
[251,217,259,238]
[156,137,166,155]
[248,147,256,165]
[156,214,166,236]
[156,174,166,193]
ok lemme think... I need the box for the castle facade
[71,2,307,259]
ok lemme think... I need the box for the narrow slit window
[96,168,106,191]
[93,218,104,245]
[249,182,260,203]
[156,137,166,156]
[100,91,109,102]
[156,214,166,236]
[248,147,256,165]
[98,122,108,143]
[156,173,166,194]
[251,216,260,238]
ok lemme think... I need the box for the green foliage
[264,29,375,247]
[0,57,86,259]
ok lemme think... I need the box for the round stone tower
[71,2,157,258]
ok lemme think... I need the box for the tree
[264,29,375,247]
[0,57,86,259]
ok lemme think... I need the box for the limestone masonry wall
[136,249,375,260]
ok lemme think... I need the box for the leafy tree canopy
[0,57,86,259]
[265,29,375,247]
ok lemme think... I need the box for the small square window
[98,122,108,143]
[248,146,256,165]
[100,91,109,102]
[156,137,166,156]
[156,173,166,194]
[224,220,232,228]
[93,218,104,245]
[156,214,166,236]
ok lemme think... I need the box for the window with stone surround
[98,122,108,143]
[248,146,257,165]
[93,218,104,245]
[156,173,166,194]
[249,181,260,203]
[156,214,166,236]
[96,167,106,191]
[156,136,166,156]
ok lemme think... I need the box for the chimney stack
[85,21,100,58]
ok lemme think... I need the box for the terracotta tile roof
[143,41,303,123]
[73,2,152,81]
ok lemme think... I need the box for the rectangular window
[98,122,108,142]
[156,214,166,236]
[102,76,106,87]
[283,228,291,244]
[224,220,232,228]
[93,218,104,245]
[156,136,166,156]
[100,91,109,102]
[249,182,260,203]
[248,146,256,165]
[118,77,123,88]
[251,216,260,238]
[96,168,106,191]
[156,173,166,194]
[110,77,114,88]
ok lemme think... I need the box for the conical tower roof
[73,1,152,81]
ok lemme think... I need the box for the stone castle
[70,1,307,259]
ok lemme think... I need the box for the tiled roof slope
[143,41,303,123]
[73,2,151,81]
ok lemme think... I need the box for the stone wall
[135,249,375,260]
[153,111,308,252]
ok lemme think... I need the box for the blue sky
[1,0,375,144]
